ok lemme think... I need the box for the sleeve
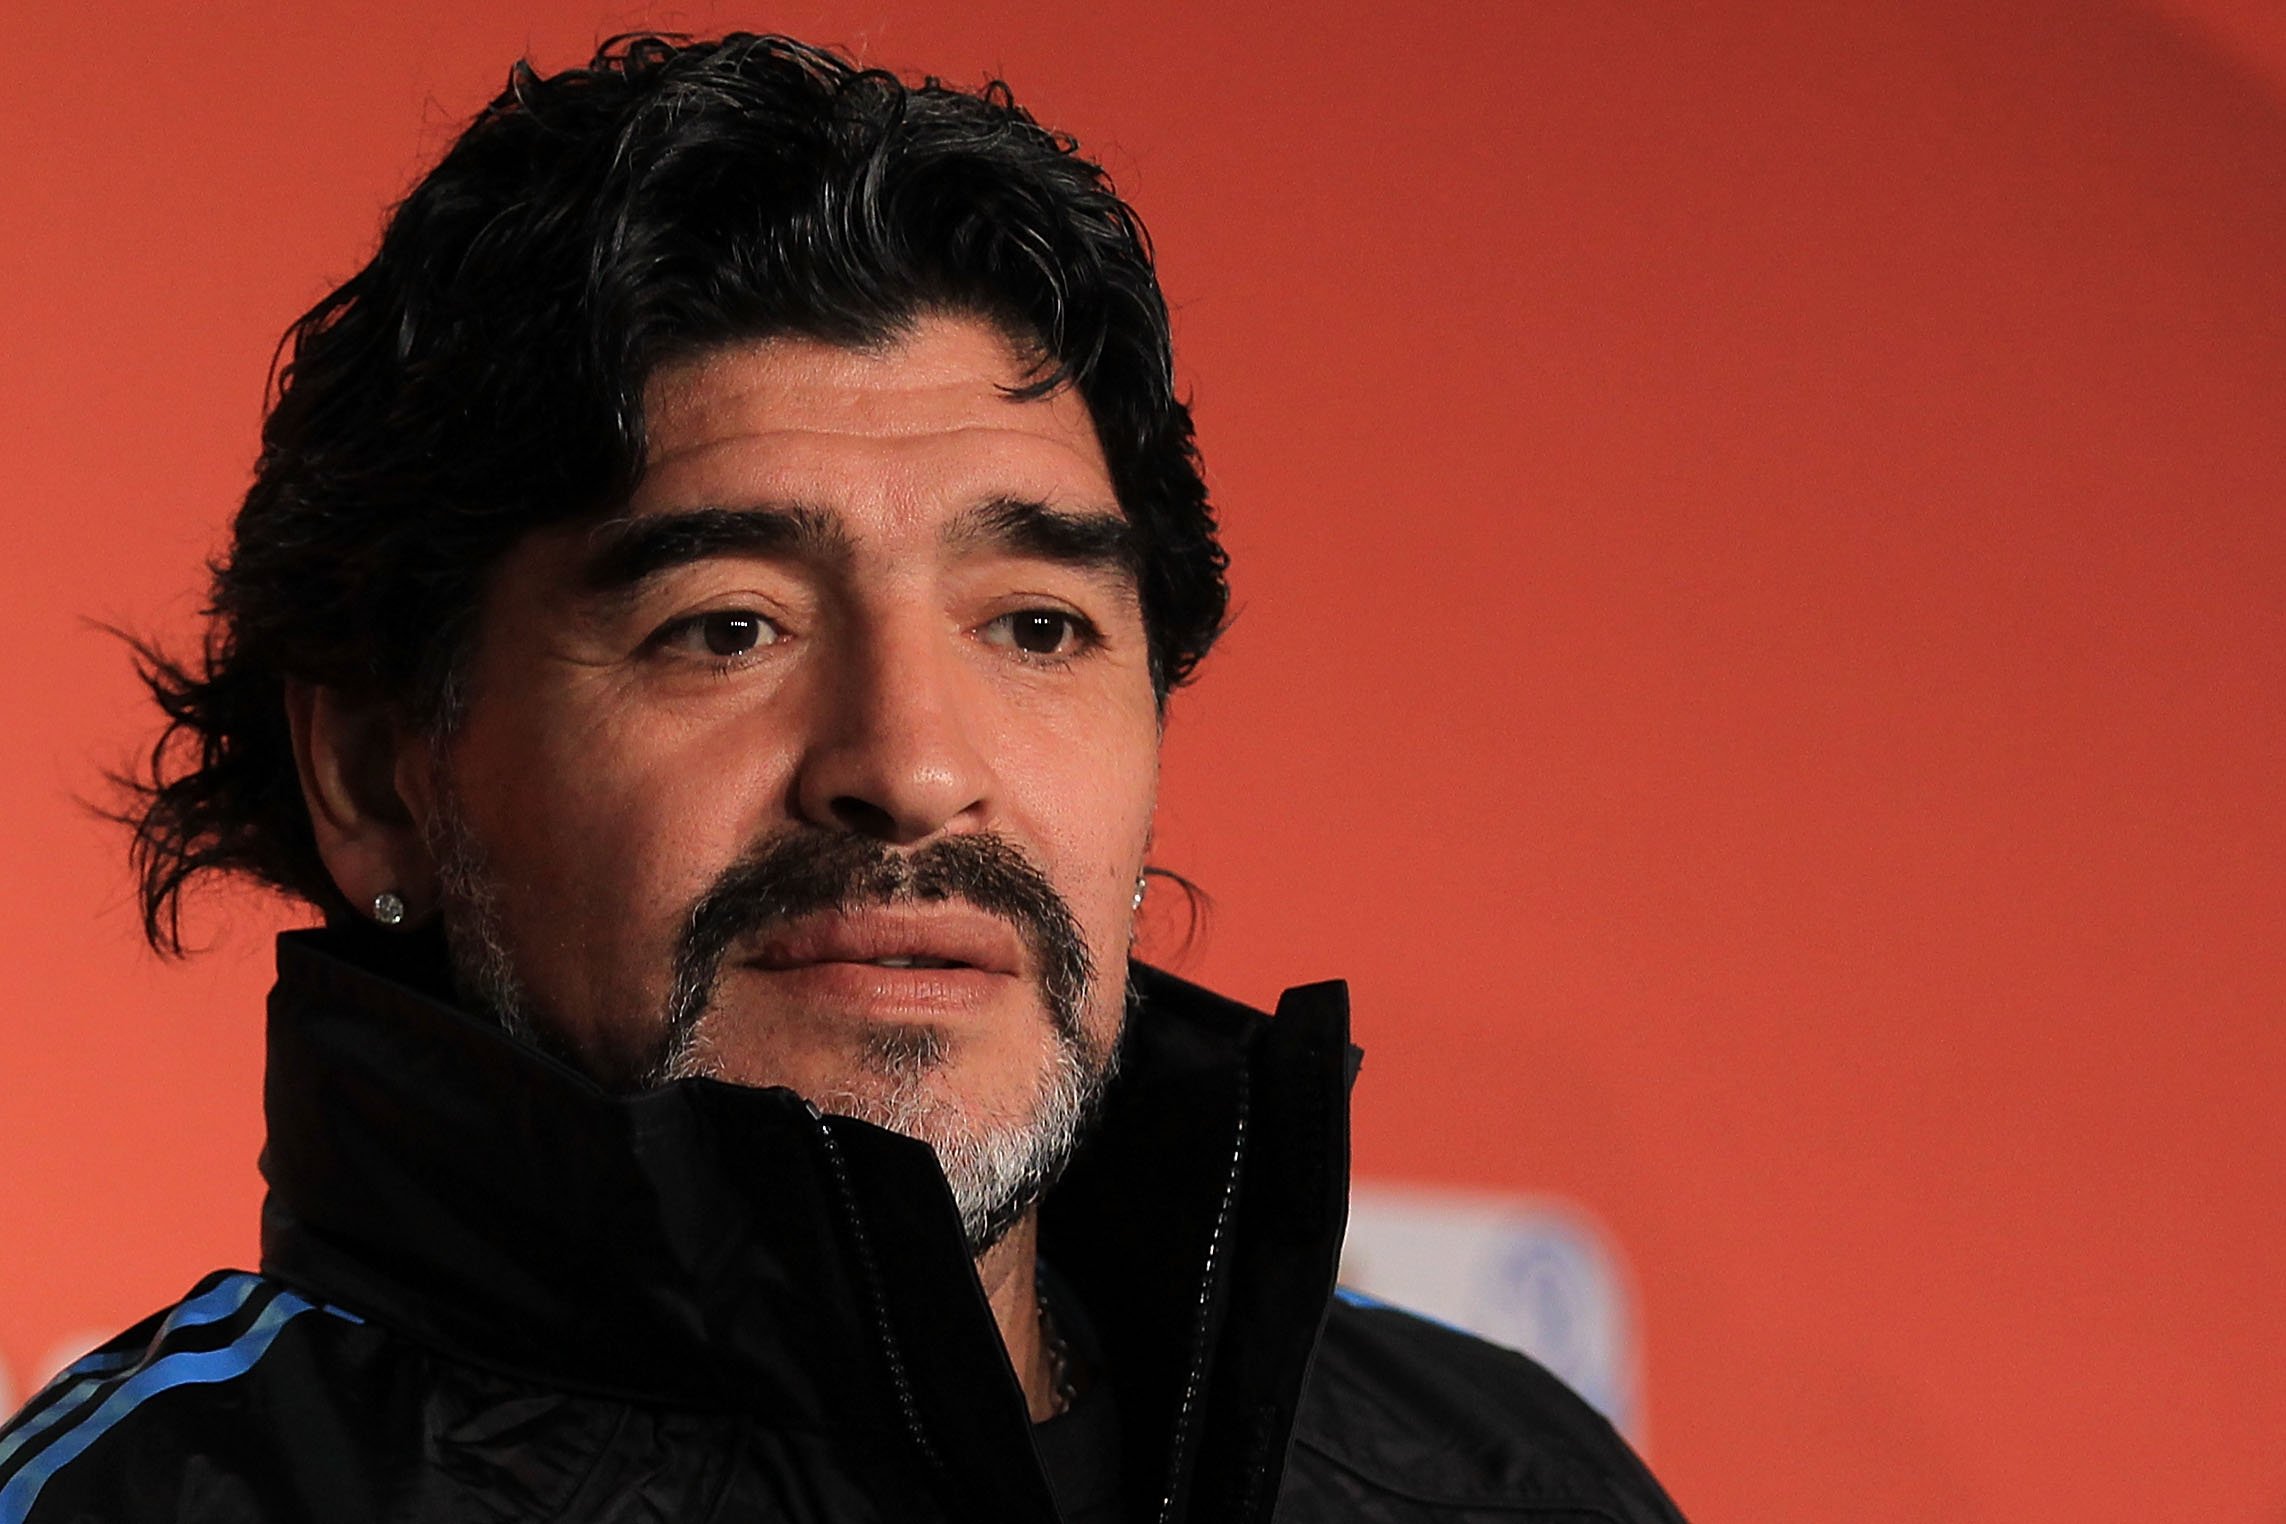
[0,1272,347,1524]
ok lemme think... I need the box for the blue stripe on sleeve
[0,1273,266,1481]
[0,1360,132,1483]
[1333,1285,1471,1337]
[0,1279,316,1522]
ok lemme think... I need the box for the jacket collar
[258,924,1354,1524]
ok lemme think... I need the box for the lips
[743,906,1025,978]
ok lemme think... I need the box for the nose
[790,613,994,845]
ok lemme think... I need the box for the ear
[285,680,443,924]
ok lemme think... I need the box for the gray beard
[660,1013,1115,1256]
[427,797,1120,1256]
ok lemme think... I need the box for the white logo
[1338,1182,1642,1441]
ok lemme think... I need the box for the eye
[984,609,1094,660]
[658,608,780,661]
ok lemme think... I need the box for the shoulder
[0,1270,697,1522]
[0,1270,379,1522]
[1282,1290,1689,1523]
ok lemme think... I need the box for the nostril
[829,796,904,840]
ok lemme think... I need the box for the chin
[812,1022,1112,1256]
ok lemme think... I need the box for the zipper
[809,1105,945,1477]
[1155,1074,1252,1524]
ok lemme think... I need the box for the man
[0,34,1687,1523]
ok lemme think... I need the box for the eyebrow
[577,505,850,596]
[943,497,1140,586]
[574,494,1139,605]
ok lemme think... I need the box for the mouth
[743,906,1026,983]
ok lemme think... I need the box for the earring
[371,891,407,927]
[1131,875,1147,912]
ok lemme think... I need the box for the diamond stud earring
[372,891,407,927]
[1131,876,1147,912]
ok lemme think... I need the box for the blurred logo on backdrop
[1339,1182,1640,1440]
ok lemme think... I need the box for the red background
[3,2,2281,1517]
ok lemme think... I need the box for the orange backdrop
[3,2,2281,1518]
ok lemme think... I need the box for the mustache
[654,830,1096,1073]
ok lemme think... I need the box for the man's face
[426,312,1160,1245]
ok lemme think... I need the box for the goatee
[430,809,1121,1255]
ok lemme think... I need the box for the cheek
[1004,712,1159,944]
[443,687,793,991]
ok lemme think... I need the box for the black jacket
[0,928,1687,1522]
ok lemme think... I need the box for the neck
[975,1211,1065,1422]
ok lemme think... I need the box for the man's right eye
[660,610,779,660]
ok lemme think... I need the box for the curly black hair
[121,33,1229,953]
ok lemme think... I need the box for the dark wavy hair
[123,33,1227,953]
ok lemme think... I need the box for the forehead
[634,315,1114,525]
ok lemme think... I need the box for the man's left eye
[985,610,1091,658]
